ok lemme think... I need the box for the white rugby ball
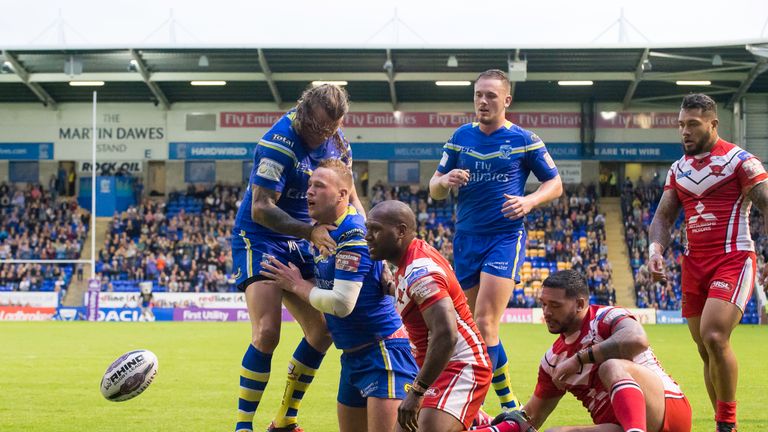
[100,349,158,402]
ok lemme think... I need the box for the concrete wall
[165,161,186,193]
[368,161,388,188]
[216,160,243,185]
[419,161,438,186]
[38,161,58,186]
[581,160,600,185]
[0,160,7,183]
[0,102,712,162]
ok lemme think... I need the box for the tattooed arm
[647,189,682,282]
[589,317,650,363]
[748,181,768,232]
[748,181,768,285]
[250,185,335,256]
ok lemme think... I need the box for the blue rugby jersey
[234,110,351,241]
[314,205,403,350]
[437,121,558,235]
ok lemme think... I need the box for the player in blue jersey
[260,158,418,432]
[230,84,366,432]
[429,69,563,413]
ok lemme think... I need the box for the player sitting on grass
[260,159,418,432]
[495,270,691,432]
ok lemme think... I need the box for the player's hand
[440,169,470,189]
[259,257,305,293]
[648,253,667,283]
[551,353,582,390]
[310,224,336,257]
[397,390,423,432]
[502,194,535,220]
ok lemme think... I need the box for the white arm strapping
[308,279,362,318]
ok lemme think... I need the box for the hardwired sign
[169,142,256,160]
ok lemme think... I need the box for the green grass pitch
[1,322,766,431]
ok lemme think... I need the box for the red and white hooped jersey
[393,239,490,368]
[665,139,768,256]
[535,305,684,425]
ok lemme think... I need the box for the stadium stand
[96,181,612,306]
[520,184,615,307]
[96,185,242,293]
[372,181,613,307]
[621,178,684,311]
[0,182,89,295]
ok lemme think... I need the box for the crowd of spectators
[623,177,686,310]
[0,182,88,295]
[370,180,614,307]
[523,184,614,307]
[96,185,242,293]
[2,175,616,311]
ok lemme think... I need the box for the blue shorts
[230,231,314,291]
[337,338,418,408]
[453,230,527,290]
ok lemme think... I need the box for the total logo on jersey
[271,133,295,147]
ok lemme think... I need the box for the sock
[488,342,521,410]
[272,338,325,428]
[470,421,521,432]
[715,400,737,424]
[610,379,646,432]
[236,344,272,432]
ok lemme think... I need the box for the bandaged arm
[308,279,362,318]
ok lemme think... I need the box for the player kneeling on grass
[365,200,525,432]
[495,270,691,432]
[261,159,419,432]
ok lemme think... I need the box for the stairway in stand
[601,197,636,307]
[61,217,111,306]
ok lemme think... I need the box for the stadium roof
[1,45,767,110]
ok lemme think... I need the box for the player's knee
[304,327,332,351]
[597,358,627,384]
[701,329,730,353]
[474,315,499,339]
[251,326,280,352]
[694,341,709,362]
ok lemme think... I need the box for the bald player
[366,200,525,432]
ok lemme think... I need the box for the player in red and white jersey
[497,270,691,432]
[366,200,519,432]
[649,94,768,432]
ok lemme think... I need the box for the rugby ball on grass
[100,349,158,401]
